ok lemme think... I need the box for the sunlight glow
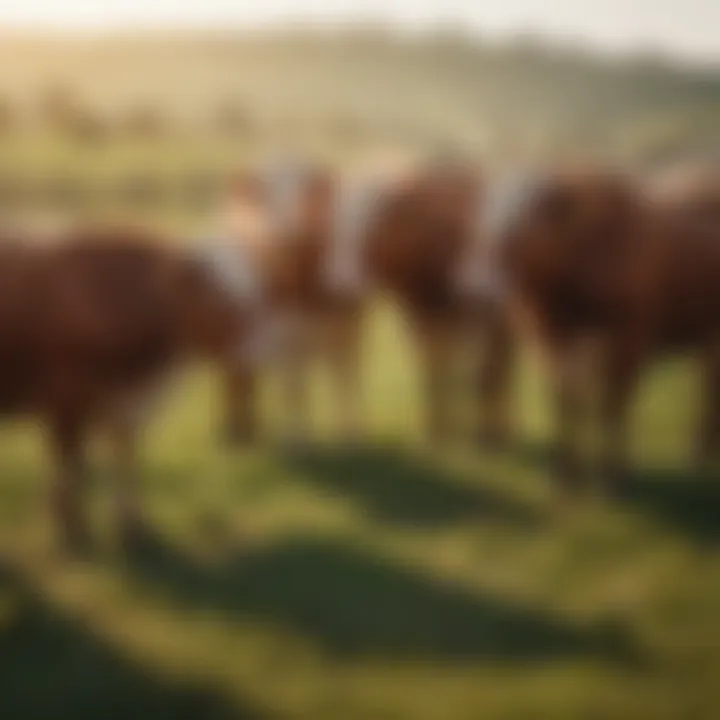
[0,0,717,63]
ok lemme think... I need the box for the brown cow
[462,166,720,493]
[221,156,516,447]
[0,225,274,550]
[219,160,365,446]
[356,159,516,444]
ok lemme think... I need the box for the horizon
[0,0,718,67]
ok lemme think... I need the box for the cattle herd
[0,155,718,551]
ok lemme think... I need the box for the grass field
[1,305,719,720]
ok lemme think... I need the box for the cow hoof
[60,527,94,560]
[119,517,156,556]
[279,434,312,455]
[476,427,512,452]
[553,466,590,500]
[602,473,635,502]
[556,480,586,500]
[221,423,258,449]
[425,428,455,449]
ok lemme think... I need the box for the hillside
[0,28,717,166]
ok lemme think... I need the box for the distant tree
[67,110,110,144]
[0,95,17,134]
[35,82,107,143]
[122,105,167,139]
[328,112,368,150]
[37,83,80,131]
[116,174,168,209]
[215,99,255,138]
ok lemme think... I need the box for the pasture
[1,304,718,720]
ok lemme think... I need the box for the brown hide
[501,170,720,351]
[497,169,720,489]
[365,161,515,443]
[0,226,252,547]
[366,163,482,320]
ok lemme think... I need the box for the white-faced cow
[220,156,516,446]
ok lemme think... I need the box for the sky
[0,0,718,64]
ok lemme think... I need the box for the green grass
[1,306,719,720]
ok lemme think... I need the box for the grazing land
[1,305,719,720]
[0,29,718,720]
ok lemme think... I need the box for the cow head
[454,169,538,307]
[182,239,297,367]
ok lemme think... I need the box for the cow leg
[280,345,312,448]
[551,345,591,493]
[599,345,641,497]
[107,418,146,546]
[222,362,259,447]
[328,313,363,444]
[417,320,456,445]
[477,311,516,449]
[48,416,90,552]
[696,341,720,473]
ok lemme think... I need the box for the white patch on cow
[455,171,544,300]
[324,177,382,295]
[484,171,544,240]
[195,240,263,306]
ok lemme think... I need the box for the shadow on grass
[0,563,269,720]
[513,439,720,545]
[124,532,638,666]
[279,444,541,529]
[621,467,720,545]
